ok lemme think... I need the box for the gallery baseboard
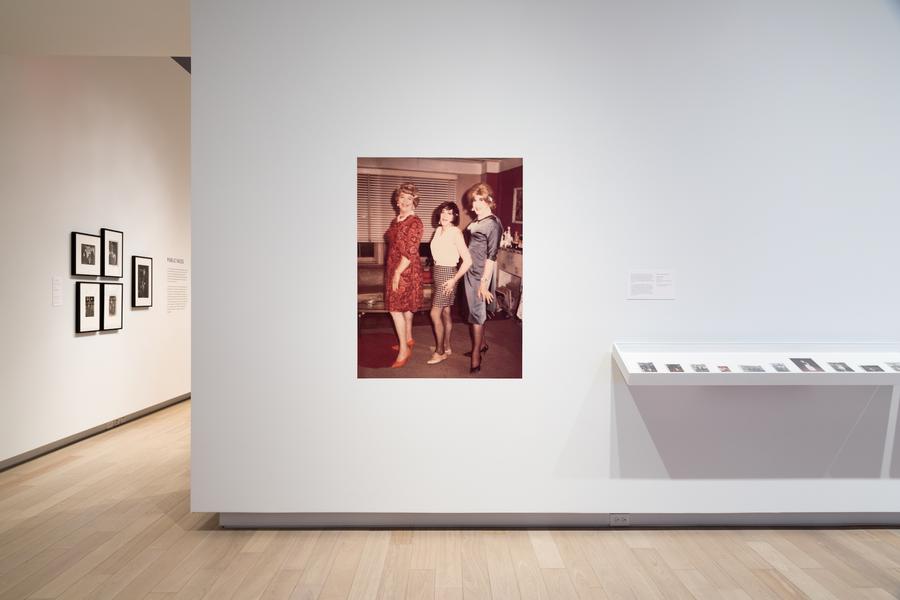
[0,392,191,472]
[219,511,900,529]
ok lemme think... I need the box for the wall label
[628,270,676,300]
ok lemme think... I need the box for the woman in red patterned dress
[385,183,424,368]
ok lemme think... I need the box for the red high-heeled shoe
[390,353,411,368]
[391,339,415,351]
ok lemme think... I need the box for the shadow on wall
[611,362,898,479]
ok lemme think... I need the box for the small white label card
[628,270,676,300]
[51,276,62,307]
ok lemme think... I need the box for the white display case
[613,343,900,386]
[612,342,900,479]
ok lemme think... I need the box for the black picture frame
[132,256,153,307]
[76,281,101,333]
[71,232,101,276]
[512,187,523,224]
[101,283,124,330]
[101,228,124,278]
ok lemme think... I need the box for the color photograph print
[357,158,523,378]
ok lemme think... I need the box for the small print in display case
[829,362,854,372]
[740,365,765,373]
[861,365,885,372]
[691,364,710,372]
[888,362,900,372]
[791,358,824,372]
[666,364,684,373]
[101,229,124,278]
[71,232,101,276]
[102,283,123,330]
[132,256,153,307]
[771,363,789,372]
[639,362,657,373]
[76,282,101,332]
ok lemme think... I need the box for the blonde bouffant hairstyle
[393,182,421,207]
[465,182,495,211]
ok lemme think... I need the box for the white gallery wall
[193,0,900,514]
[0,0,189,57]
[0,57,191,463]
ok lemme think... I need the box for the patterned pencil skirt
[431,265,458,308]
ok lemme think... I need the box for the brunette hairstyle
[433,201,460,227]
[465,182,496,211]
[392,182,421,208]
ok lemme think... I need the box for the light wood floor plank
[748,542,841,600]
[318,531,368,600]
[459,531,491,600]
[348,530,391,600]
[434,530,462,591]
[406,569,435,600]
[540,568,580,600]
[527,531,564,569]
[484,531,521,600]
[550,530,601,594]
[374,537,412,600]
[505,530,551,600]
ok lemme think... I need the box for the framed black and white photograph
[76,282,101,333]
[861,365,884,372]
[132,256,153,307]
[740,365,765,373]
[101,228,124,278]
[691,364,710,372]
[639,362,657,372]
[829,362,854,372]
[512,187,523,224]
[771,363,789,372]
[71,232,101,276]
[101,283,123,330]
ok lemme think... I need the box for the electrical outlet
[609,513,631,527]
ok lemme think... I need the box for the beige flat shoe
[426,353,448,365]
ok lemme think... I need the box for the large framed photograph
[132,256,153,307]
[101,228,124,278]
[512,187,523,224]
[101,283,124,330]
[76,282,101,333]
[71,232,101,276]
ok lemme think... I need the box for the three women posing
[385,182,502,374]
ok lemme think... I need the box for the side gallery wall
[0,57,191,463]
[193,1,900,514]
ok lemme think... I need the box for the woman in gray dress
[463,183,502,374]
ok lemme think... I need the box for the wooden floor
[2,401,900,599]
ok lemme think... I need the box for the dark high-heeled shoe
[470,350,486,374]
[463,345,489,357]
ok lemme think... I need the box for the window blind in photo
[357,173,458,246]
